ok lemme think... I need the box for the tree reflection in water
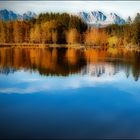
[0,47,139,81]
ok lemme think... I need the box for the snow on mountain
[22,11,37,20]
[79,11,106,26]
[106,12,125,25]
[0,9,18,21]
[0,9,126,27]
[0,9,37,21]
[79,11,126,27]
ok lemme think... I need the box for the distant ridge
[0,9,37,21]
[0,9,126,27]
[79,11,126,27]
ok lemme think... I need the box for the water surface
[0,47,140,139]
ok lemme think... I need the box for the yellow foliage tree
[41,20,57,44]
[0,21,7,43]
[30,24,41,43]
[84,28,108,46]
[66,28,80,44]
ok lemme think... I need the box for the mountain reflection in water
[0,47,140,81]
[1,47,140,139]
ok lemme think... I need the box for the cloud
[0,65,139,95]
[0,73,119,94]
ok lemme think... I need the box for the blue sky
[0,1,140,19]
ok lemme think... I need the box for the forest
[0,12,140,47]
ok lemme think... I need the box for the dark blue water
[0,48,140,139]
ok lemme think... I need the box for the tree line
[0,12,140,47]
[105,13,140,46]
[0,12,87,44]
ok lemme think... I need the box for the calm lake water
[0,47,140,139]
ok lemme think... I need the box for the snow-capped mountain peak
[91,11,106,21]
[22,11,37,20]
[106,12,125,25]
[0,9,126,27]
[79,11,126,27]
[0,9,37,21]
[79,11,106,25]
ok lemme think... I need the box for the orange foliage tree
[66,28,80,44]
[84,28,108,46]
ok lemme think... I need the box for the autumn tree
[0,21,7,43]
[52,30,58,44]
[30,24,42,43]
[66,28,80,44]
[84,28,108,46]
[13,21,23,43]
[6,21,14,43]
[41,20,57,43]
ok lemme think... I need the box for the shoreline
[0,43,140,53]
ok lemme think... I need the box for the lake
[0,47,140,139]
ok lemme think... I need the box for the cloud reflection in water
[0,64,139,94]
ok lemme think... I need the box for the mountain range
[0,9,36,21]
[0,9,126,27]
[79,11,126,27]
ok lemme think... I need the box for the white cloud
[0,70,120,94]
[0,65,139,95]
